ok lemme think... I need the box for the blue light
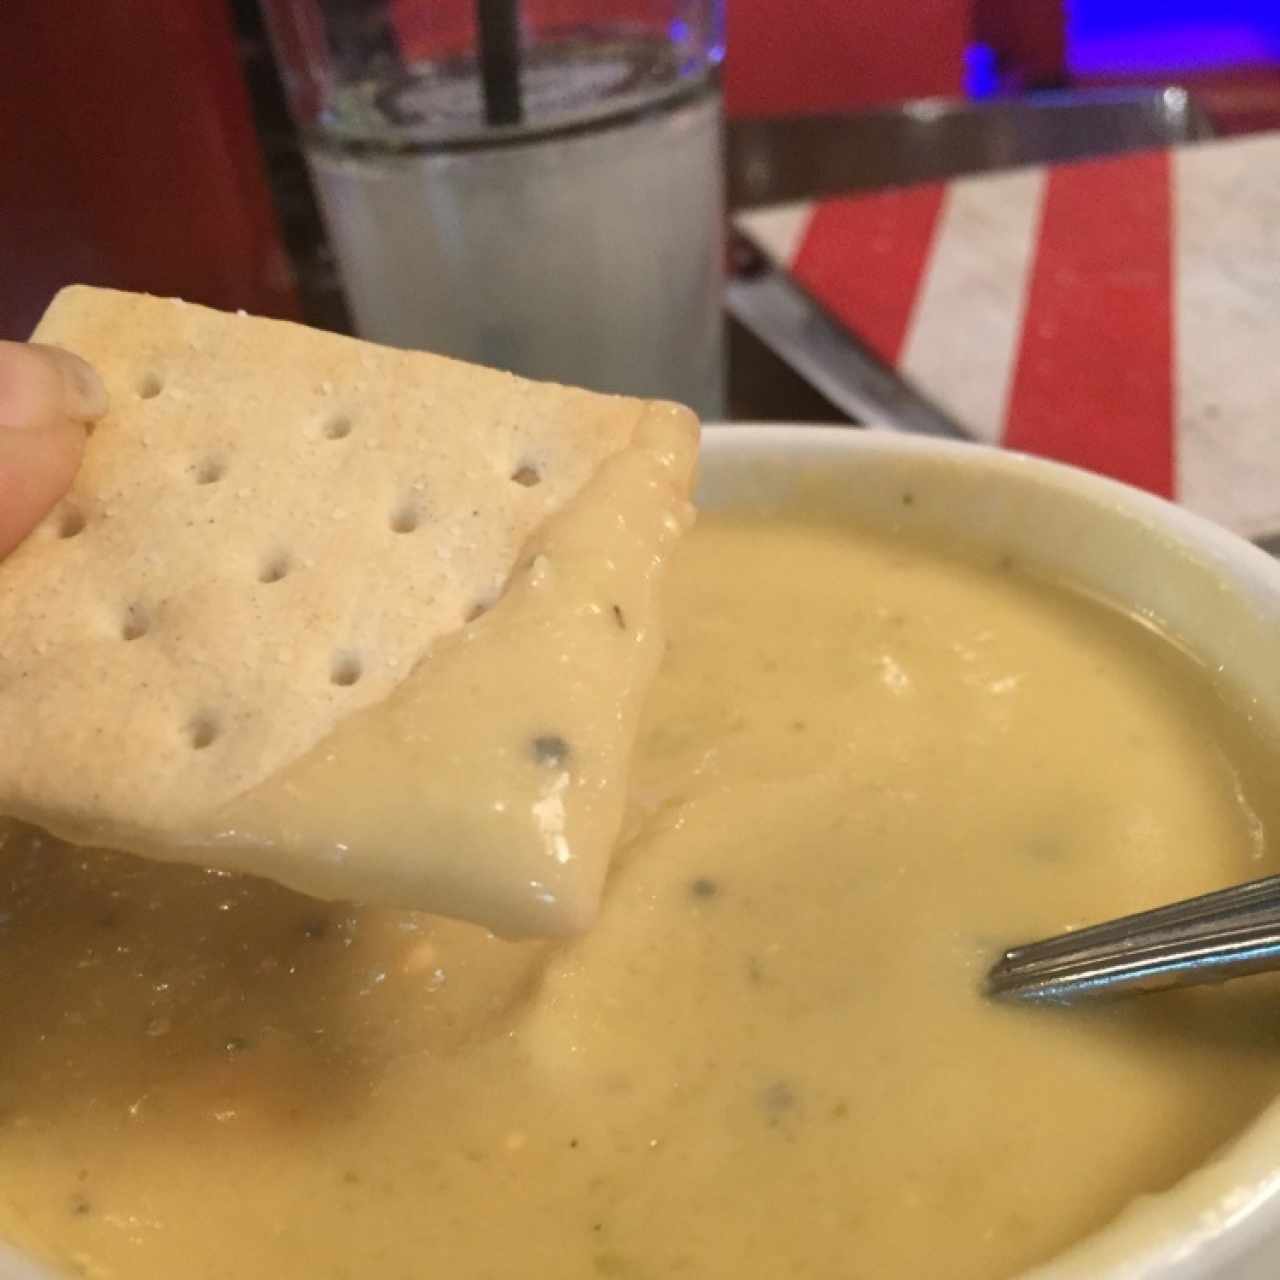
[1070,0,1280,76]
[965,42,1000,99]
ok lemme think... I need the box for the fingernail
[32,345,109,422]
[0,343,57,430]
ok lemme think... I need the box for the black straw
[477,0,523,126]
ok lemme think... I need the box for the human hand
[0,342,106,558]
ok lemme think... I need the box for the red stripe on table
[1002,150,1175,497]
[791,184,947,365]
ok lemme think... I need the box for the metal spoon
[986,874,1280,1003]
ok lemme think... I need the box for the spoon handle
[987,874,1280,1003]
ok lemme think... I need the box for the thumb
[0,342,107,559]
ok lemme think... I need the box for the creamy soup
[1,514,1279,1279]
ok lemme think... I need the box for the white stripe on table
[737,201,813,271]
[1176,132,1280,540]
[898,168,1046,444]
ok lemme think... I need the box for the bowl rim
[702,422,1280,595]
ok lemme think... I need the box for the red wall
[1,0,297,340]
[724,0,970,118]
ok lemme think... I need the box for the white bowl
[698,425,1280,1280]
[4,424,1280,1280]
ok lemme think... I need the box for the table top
[724,88,1215,422]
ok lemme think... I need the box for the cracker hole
[194,457,226,485]
[323,413,353,441]
[137,372,164,399]
[57,508,85,539]
[258,554,291,585]
[121,605,149,642]
[330,653,363,687]
[389,503,420,534]
[511,464,541,488]
[187,717,220,751]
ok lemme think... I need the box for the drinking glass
[262,0,726,417]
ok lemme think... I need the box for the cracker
[0,287,697,929]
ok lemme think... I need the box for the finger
[0,342,107,559]
[0,342,107,432]
[0,421,87,558]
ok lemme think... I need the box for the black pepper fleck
[532,735,570,767]
[569,1138,580,1149]
[763,1080,796,1110]
[901,491,915,507]
[342,1170,361,1185]
[69,1193,92,1216]
[760,1080,798,1123]
[690,877,718,899]
[612,604,626,630]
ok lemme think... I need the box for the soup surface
[2,514,1279,1279]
